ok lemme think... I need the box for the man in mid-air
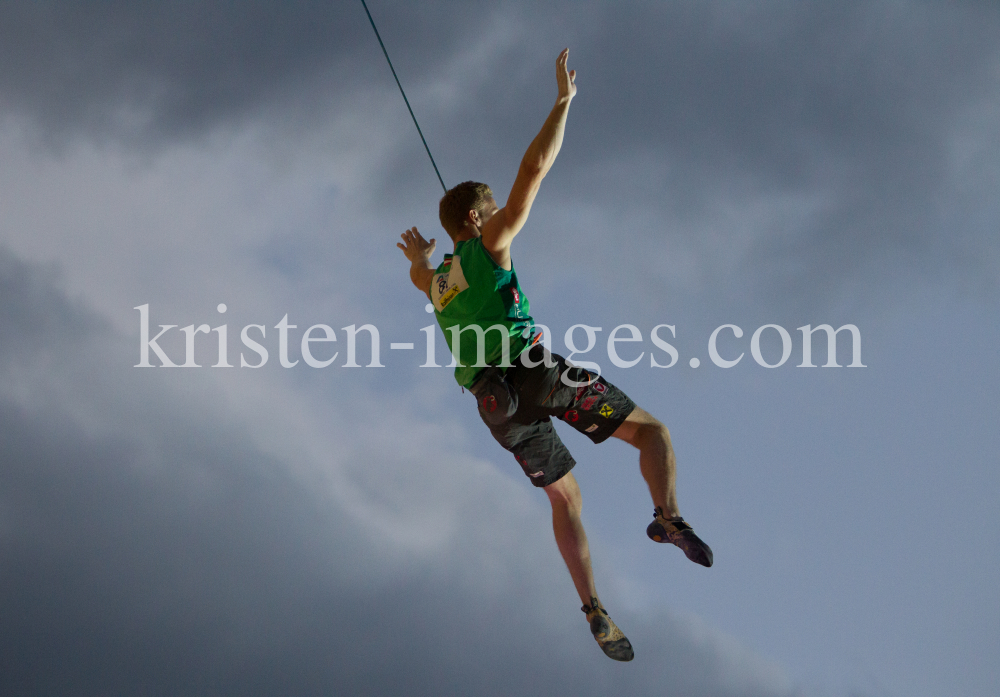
[397,49,712,662]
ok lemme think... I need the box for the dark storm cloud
[570,2,1000,177]
[5,0,997,177]
[4,0,992,309]
[568,1,1000,302]
[0,246,798,695]
[424,1,1000,308]
[0,0,508,144]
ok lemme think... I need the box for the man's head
[439,181,497,240]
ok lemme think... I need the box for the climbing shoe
[582,597,634,662]
[646,507,713,567]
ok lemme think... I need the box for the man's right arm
[481,49,577,264]
[397,226,437,298]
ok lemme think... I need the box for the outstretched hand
[397,226,436,264]
[556,48,577,101]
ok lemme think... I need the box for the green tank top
[429,237,534,388]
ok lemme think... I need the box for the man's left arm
[481,48,577,263]
[397,226,437,298]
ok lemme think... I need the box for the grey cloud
[0,247,801,694]
[308,0,999,315]
[568,1,1000,302]
[5,1,997,192]
[414,1,1000,312]
[0,0,498,146]
[0,4,995,694]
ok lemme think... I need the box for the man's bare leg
[544,471,634,661]
[611,406,678,517]
[612,406,713,567]
[543,472,596,605]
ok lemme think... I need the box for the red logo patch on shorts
[482,395,498,413]
[581,395,599,411]
[593,381,607,394]
[564,409,579,422]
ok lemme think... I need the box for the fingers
[398,228,435,259]
[398,229,414,255]
[556,49,576,97]
[399,227,420,244]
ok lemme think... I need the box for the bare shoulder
[480,215,513,270]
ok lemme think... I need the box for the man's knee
[636,420,671,449]
[615,407,671,449]
[544,472,582,512]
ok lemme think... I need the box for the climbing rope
[360,0,447,192]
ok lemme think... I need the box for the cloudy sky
[0,1,997,695]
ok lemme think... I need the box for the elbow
[518,158,545,179]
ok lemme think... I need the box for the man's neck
[452,226,481,248]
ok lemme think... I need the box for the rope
[360,0,447,193]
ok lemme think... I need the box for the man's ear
[466,208,480,227]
